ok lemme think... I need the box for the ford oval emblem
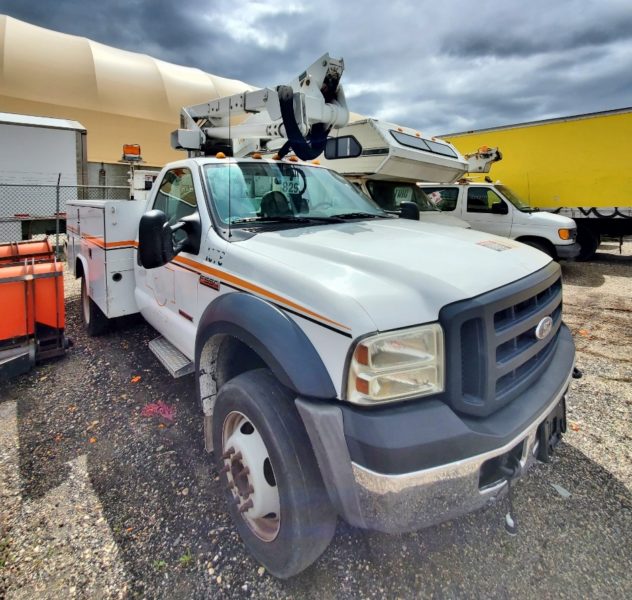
[535,316,553,340]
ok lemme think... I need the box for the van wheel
[522,239,555,259]
[576,227,600,261]
[213,369,336,578]
[81,276,110,336]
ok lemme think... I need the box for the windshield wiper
[231,212,387,226]
[231,215,344,225]
[331,212,388,219]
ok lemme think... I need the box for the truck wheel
[81,276,110,336]
[213,369,336,578]
[576,227,600,261]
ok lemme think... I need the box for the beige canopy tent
[0,15,253,166]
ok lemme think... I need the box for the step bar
[148,336,194,378]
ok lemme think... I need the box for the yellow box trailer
[442,107,632,260]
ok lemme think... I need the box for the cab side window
[422,187,458,211]
[153,168,198,243]
[467,187,505,213]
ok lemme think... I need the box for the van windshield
[204,162,387,226]
[496,185,536,212]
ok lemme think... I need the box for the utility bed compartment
[67,199,145,319]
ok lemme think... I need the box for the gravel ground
[1,240,631,599]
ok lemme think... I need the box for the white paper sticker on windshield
[476,240,514,252]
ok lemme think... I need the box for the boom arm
[465,146,502,173]
[171,54,349,160]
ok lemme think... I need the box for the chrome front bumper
[350,382,569,532]
[297,366,572,534]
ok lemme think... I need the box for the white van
[419,181,580,260]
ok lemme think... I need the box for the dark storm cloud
[1,0,631,133]
[444,8,632,58]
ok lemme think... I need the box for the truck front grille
[440,262,562,417]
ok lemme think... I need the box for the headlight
[346,323,444,405]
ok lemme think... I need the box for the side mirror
[491,201,509,215]
[178,212,201,255]
[138,210,175,269]
[399,201,420,221]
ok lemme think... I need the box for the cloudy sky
[2,0,631,134]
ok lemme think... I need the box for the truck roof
[189,156,328,168]
[0,112,86,132]
[441,106,632,138]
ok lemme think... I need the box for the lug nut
[233,451,243,461]
[238,499,254,513]
[219,464,230,475]
[237,467,250,478]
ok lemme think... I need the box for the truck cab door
[135,166,208,359]
[463,186,512,237]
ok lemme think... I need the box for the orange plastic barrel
[0,240,54,264]
[0,259,65,342]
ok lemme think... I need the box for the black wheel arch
[195,293,337,402]
[75,255,87,279]
[516,236,557,258]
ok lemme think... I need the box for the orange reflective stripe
[173,255,350,331]
[76,239,349,332]
[81,234,137,249]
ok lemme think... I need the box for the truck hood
[517,210,575,229]
[418,212,470,228]
[236,219,551,334]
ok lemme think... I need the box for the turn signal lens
[355,377,370,395]
[354,343,369,366]
[558,228,571,240]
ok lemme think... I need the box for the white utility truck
[319,123,579,259]
[68,55,577,578]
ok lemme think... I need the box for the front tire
[81,276,110,336]
[213,369,336,578]
[522,238,555,259]
[576,226,600,261]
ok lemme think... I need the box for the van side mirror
[491,201,509,215]
[399,201,420,221]
[138,210,175,269]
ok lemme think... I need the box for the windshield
[496,185,534,212]
[204,162,386,226]
[366,180,439,212]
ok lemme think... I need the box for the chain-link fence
[0,183,131,244]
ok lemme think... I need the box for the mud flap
[536,397,567,463]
